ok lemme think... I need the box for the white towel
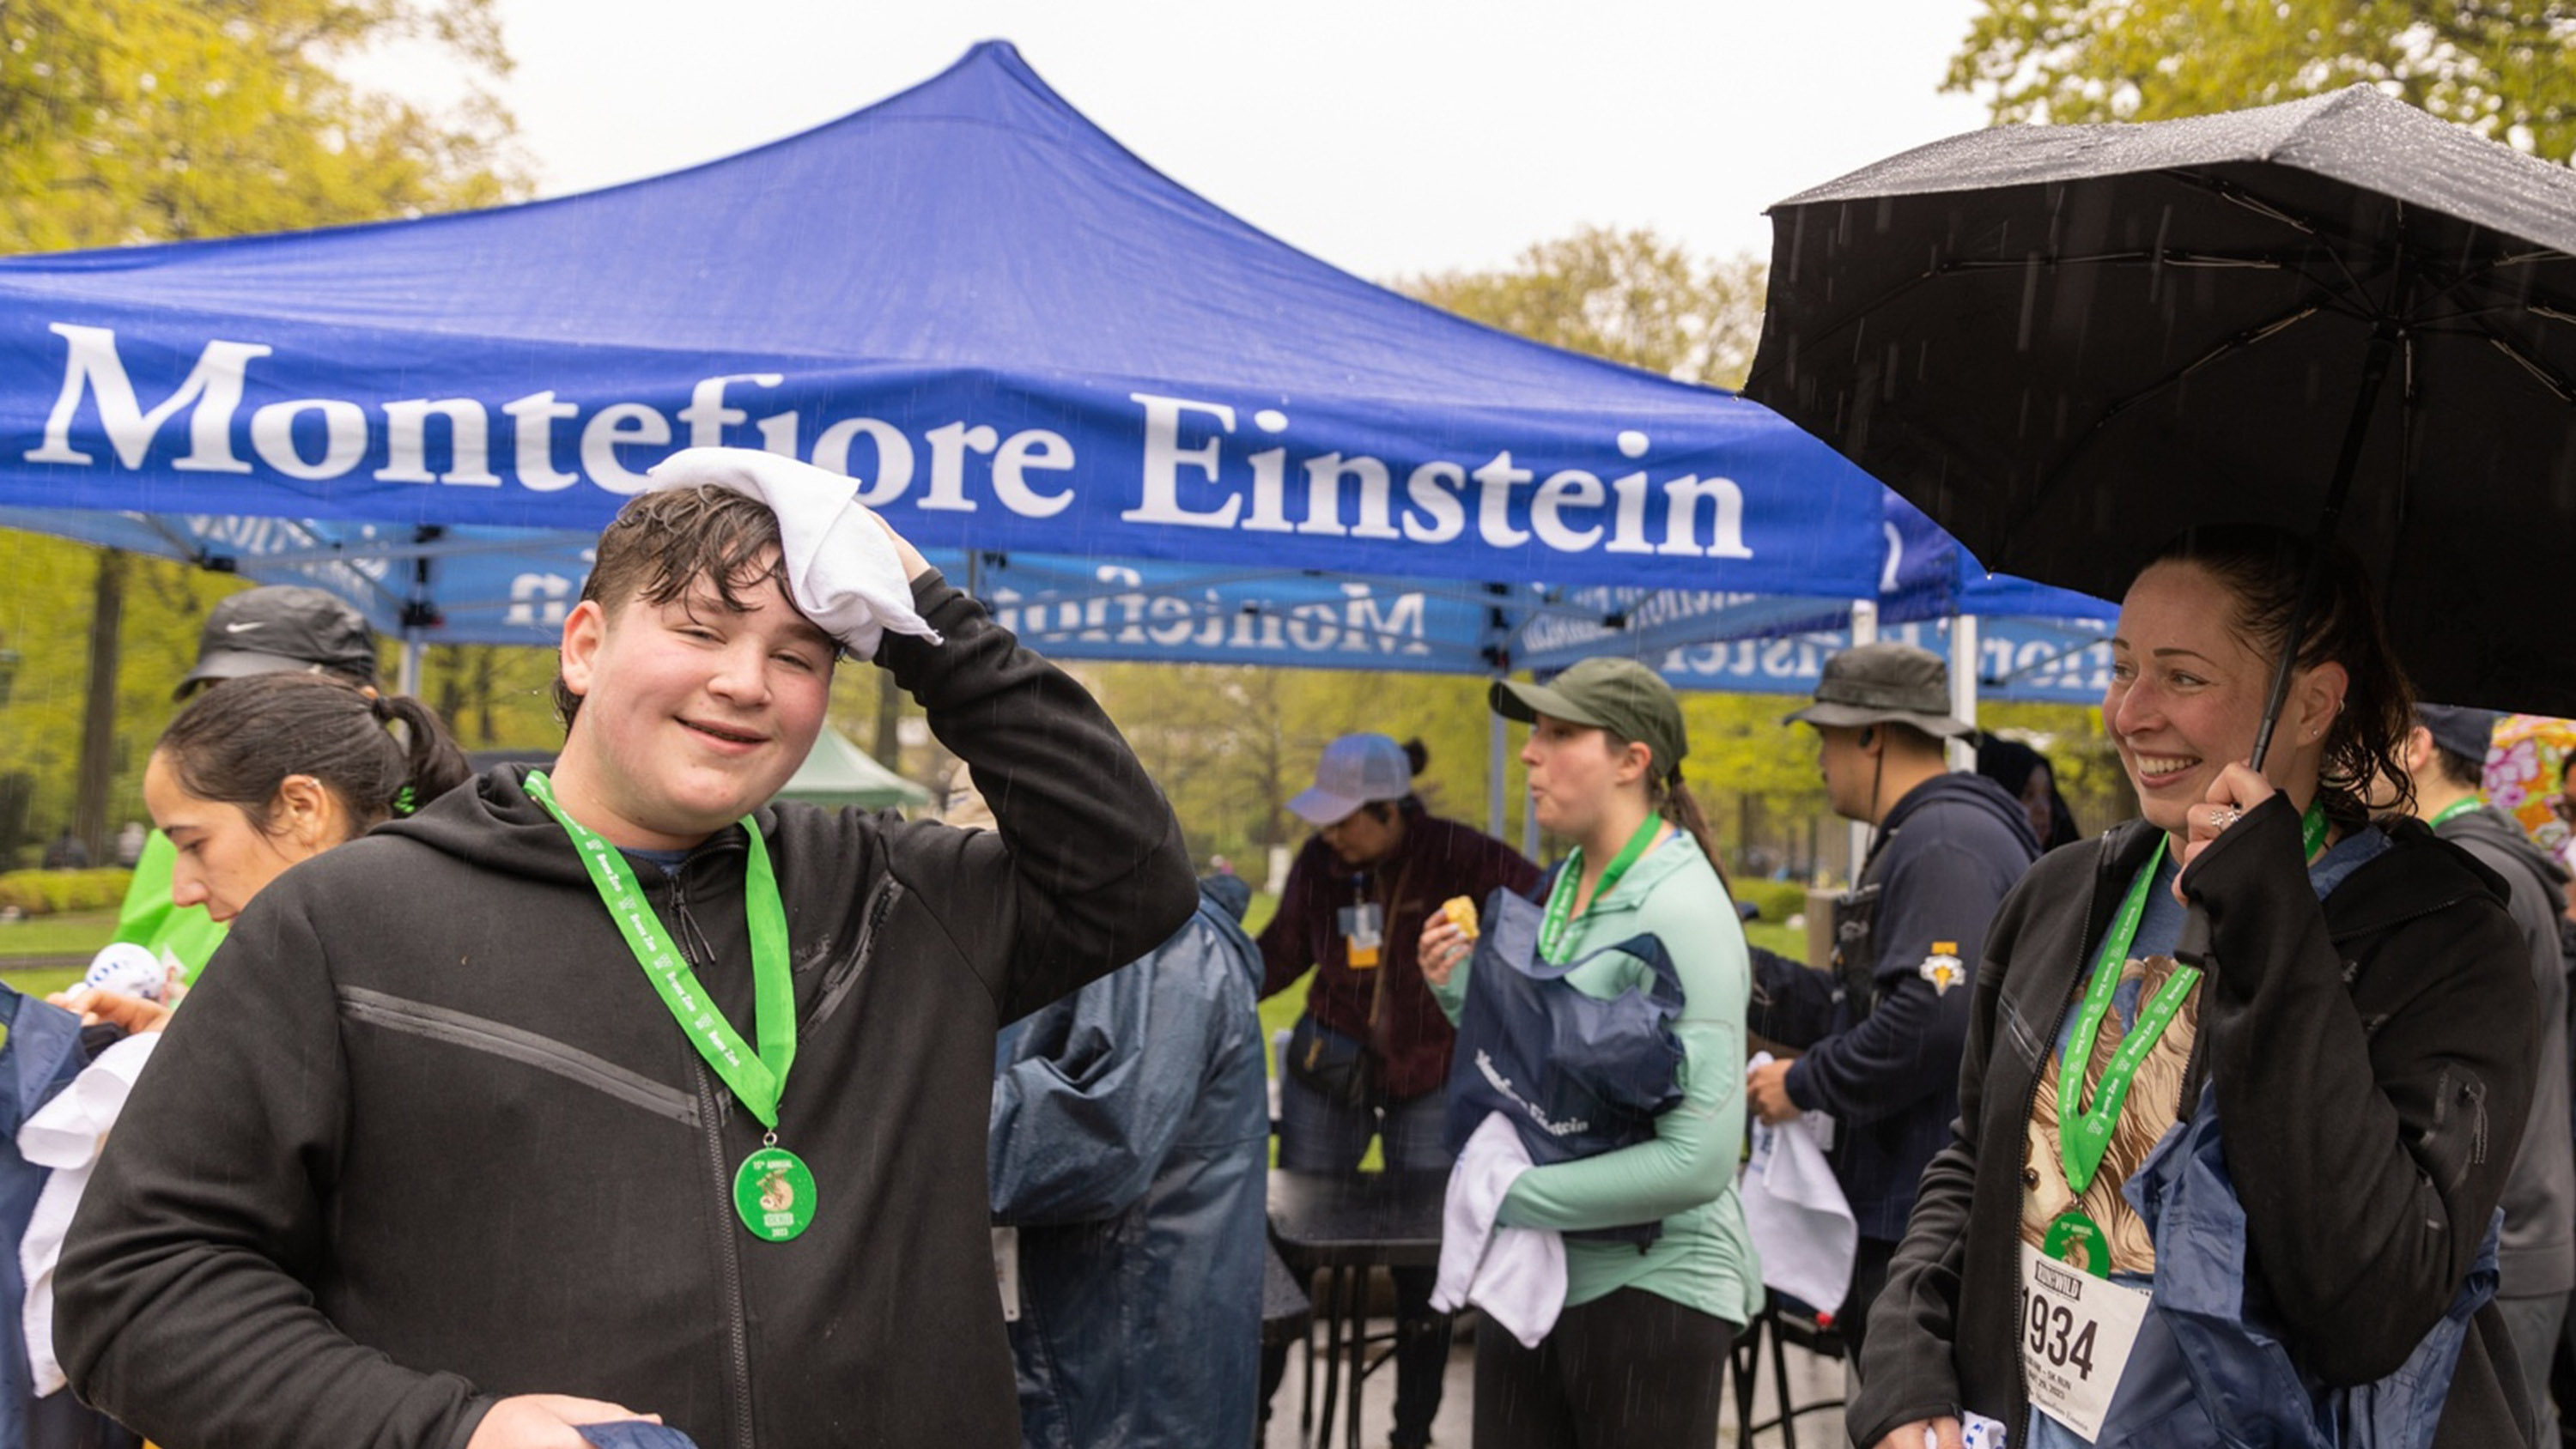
[1741,1052,1859,1315]
[644,446,941,658]
[1430,1112,1565,1349]
[21,1031,160,1396]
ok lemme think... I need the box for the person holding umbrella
[1853,524,2538,1449]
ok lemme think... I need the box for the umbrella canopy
[1745,84,2576,716]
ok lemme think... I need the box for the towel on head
[644,446,940,658]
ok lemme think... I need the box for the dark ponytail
[1651,773,1730,894]
[158,674,472,836]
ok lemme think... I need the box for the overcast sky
[447,1,1991,282]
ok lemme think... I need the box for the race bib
[2018,1242,2149,1440]
[993,1227,1021,1323]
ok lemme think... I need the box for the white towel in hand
[21,1031,159,1396]
[1741,1052,1858,1315]
[1431,1112,1564,1349]
[645,446,940,658]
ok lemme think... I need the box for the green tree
[0,1,526,857]
[1947,0,2576,160]
[1400,226,1771,390]
[0,0,521,251]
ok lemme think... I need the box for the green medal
[2043,1210,2111,1276]
[2053,797,2330,1271]
[526,770,814,1243]
[1536,815,1666,964]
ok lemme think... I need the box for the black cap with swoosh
[174,585,380,699]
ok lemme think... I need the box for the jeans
[1267,1070,1456,1446]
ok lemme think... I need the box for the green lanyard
[1538,815,1664,963]
[526,770,796,1130]
[2058,798,2329,1196]
[2427,796,2482,832]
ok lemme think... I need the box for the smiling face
[144,751,329,923]
[550,560,836,849]
[2106,560,2338,840]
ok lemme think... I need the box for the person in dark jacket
[1747,643,2040,1364]
[54,476,1198,1449]
[988,868,1270,1449]
[2405,703,2576,1440]
[1858,524,2539,1449]
[1977,734,2083,852]
[1257,733,1536,1449]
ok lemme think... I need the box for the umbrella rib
[2166,170,2374,301]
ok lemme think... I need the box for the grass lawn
[0,909,118,961]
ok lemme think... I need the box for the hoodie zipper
[660,868,759,1449]
[807,875,901,1030]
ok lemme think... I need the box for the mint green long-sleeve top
[1430,828,1764,1325]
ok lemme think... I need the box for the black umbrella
[1745,84,2576,724]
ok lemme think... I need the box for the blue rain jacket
[2095,1085,2500,1449]
[988,880,1269,1449]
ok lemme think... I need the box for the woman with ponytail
[1417,655,1757,1448]
[62,676,472,1034]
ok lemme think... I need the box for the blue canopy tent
[0,39,2113,849]
[0,41,1889,607]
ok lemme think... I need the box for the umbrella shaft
[2248,326,2397,773]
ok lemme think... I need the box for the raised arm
[873,573,1197,1021]
[2187,793,2537,1385]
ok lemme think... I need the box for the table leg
[1345,1265,1367,1449]
[1315,1266,1346,1448]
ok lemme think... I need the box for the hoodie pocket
[337,986,700,1128]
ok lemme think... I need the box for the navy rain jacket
[989,878,1270,1449]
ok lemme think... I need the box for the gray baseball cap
[1783,642,1973,739]
[174,585,380,700]
[1490,657,1687,785]
[1288,734,1416,826]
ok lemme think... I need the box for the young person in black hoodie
[1856,526,2539,1449]
[55,471,1196,1449]
[1747,643,2041,1363]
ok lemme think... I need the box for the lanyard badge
[526,771,815,1243]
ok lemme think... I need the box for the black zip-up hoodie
[1852,796,2539,1448]
[55,573,1197,1449]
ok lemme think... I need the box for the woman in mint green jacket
[1419,656,1759,1449]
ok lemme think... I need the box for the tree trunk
[74,549,126,860]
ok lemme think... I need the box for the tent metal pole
[1847,599,1878,881]
[398,632,424,700]
[1488,697,1507,840]
[1947,613,1980,771]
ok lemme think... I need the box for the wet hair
[156,674,473,837]
[2145,523,2414,830]
[551,485,799,729]
[1358,739,1433,824]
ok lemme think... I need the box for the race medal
[2043,1210,2111,1277]
[734,1144,817,1242]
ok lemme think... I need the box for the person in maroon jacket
[1258,732,1538,1449]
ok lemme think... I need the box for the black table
[1267,1169,1448,1449]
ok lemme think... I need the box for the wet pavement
[1262,1312,1849,1449]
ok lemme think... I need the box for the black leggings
[1472,1288,1737,1449]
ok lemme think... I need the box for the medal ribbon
[526,770,796,1130]
[1537,814,1665,964]
[2059,797,2328,1196]
[2427,796,2483,832]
